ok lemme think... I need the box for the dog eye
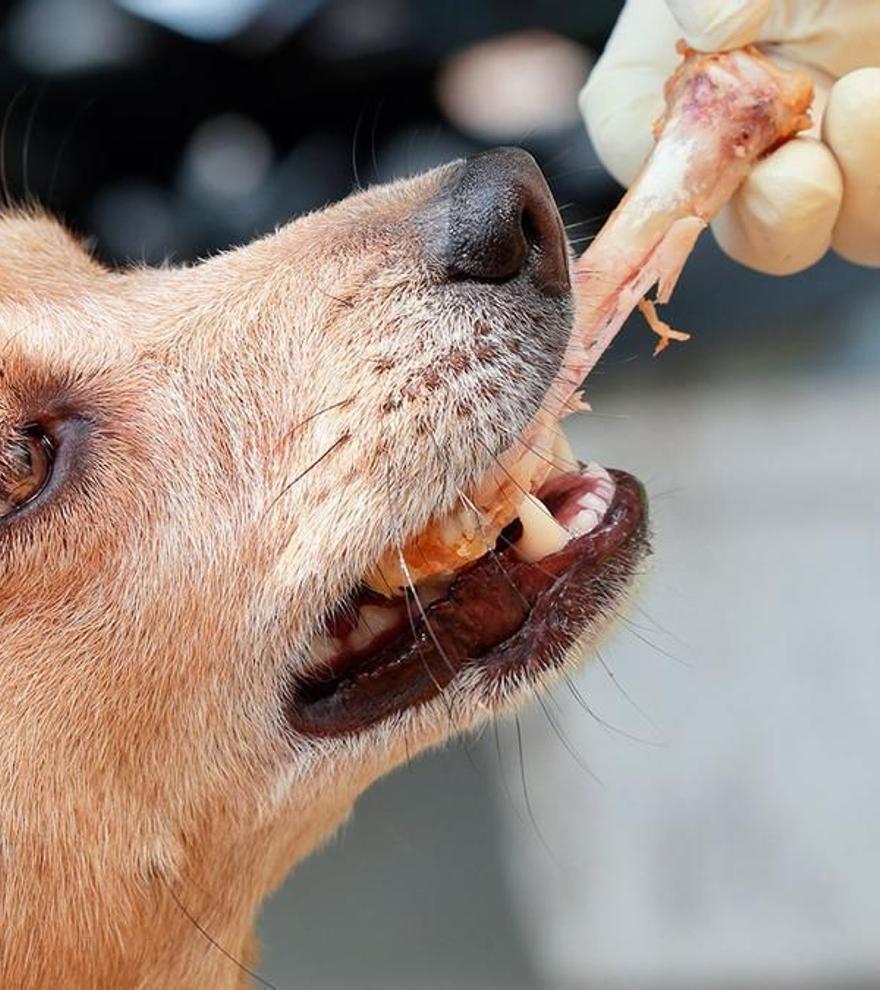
[0,427,55,518]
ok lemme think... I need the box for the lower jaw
[285,470,648,738]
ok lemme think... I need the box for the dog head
[0,148,647,986]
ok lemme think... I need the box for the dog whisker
[513,713,559,867]
[0,86,27,208]
[562,674,662,746]
[534,690,602,784]
[265,433,349,517]
[275,398,354,451]
[48,96,97,207]
[160,878,278,990]
[383,466,460,726]
[314,286,356,309]
[594,649,658,729]
[21,84,47,207]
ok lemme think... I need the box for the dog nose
[443,147,569,294]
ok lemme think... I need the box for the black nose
[443,147,568,294]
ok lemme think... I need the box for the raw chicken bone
[367,45,813,596]
[570,44,813,371]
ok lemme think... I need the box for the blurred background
[2,1,877,987]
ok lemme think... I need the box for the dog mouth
[285,417,648,738]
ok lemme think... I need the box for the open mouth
[286,421,648,738]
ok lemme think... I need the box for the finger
[672,1,880,78]
[711,138,843,275]
[764,1,880,79]
[579,0,681,187]
[824,68,880,267]
[666,0,771,51]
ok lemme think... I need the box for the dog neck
[1,785,354,989]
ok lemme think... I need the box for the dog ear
[0,209,106,297]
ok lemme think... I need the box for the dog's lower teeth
[582,461,613,484]
[569,507,602,536]
[347,605,399,651]
[577,491,608,515]
[513,493,570,563]
[565,473,614,537]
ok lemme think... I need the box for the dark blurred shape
[306,0,412,58]
[179,113,273,202]
[259,134,350,223]
[372,126,476,183]
[89,181,175,263]
[115,0,323,43]
[9,0,146,75]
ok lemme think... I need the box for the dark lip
[285,469,649,738]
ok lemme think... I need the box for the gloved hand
[580,0,880,273]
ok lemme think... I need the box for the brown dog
[0,148,647,988]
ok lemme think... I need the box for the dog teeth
[346,624,374,652]
[513,493,570,563]
[316,603,406,657]
[582,460,612,481]
[582,462,615,496]
[363,423,614,594]
[568,507,602,536]
[349,605,400,650]
[471,415,563,518]
[576,491,607,514]
[566,470,616,537]
[438,507,482,555]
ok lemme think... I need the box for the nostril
[520,203,542,253]
[441,147,569,294]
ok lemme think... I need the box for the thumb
[580,0,681,186]
[710,138,843,275]
[666,0,772,51]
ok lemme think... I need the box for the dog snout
[442,147,569,294]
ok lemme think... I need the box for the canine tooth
[514,493,569,563]
[569,508,601,536]
[364,418,602,594]
[509,445,542,489]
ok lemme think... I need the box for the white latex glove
[580,0,880,273]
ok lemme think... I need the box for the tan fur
[0,168,625,988]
